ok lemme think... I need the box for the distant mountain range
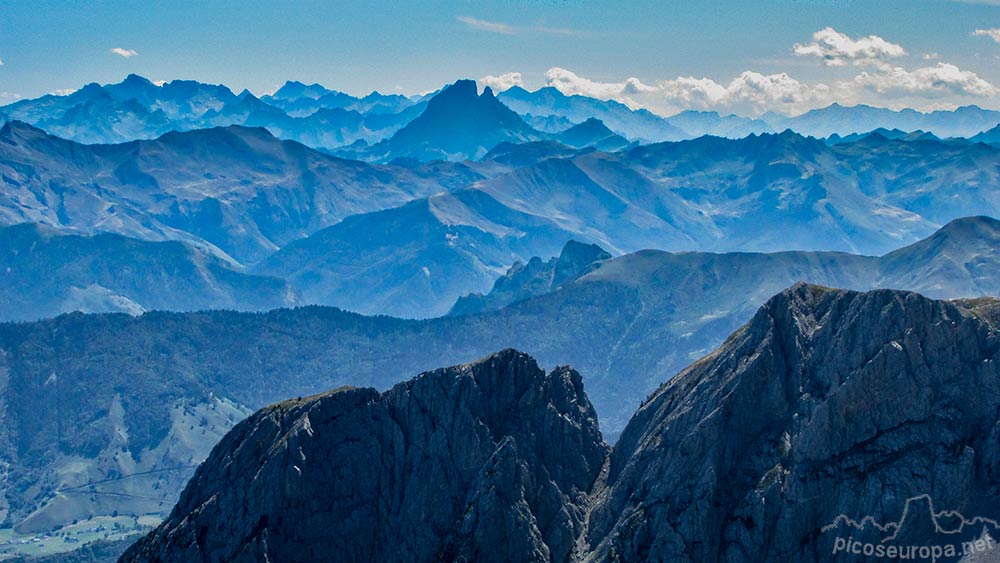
[3,117,999,318]
[763,102,1000,138]
[3,76,999,157]
[121,285,1000,562]
[2,216,1000,543]
[252,131,1000,317]
[0,74,423,149]
[0,120,480,264]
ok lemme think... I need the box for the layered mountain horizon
[4,74,999,153]
[4,109,1000,318]
[2,70,1000,563]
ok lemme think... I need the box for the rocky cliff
[121,285,1000,562]
[121,350,607,562]
[585,284,1000,562]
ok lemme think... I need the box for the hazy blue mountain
[765,102,1000,138]
[0,75,239,143]
[1,217,999,543]
[0,121,482,264]
[498,85,688,142]
[877,215,1000,298]
[663,109,774,138]
[357,80,545,162]
[825,127,940,144]
[255,189,574,318]
[261,80,415,117]
[0,75,419,150]
[449,239,611,316]
[4,120,999,320]
[522,113,576,133]
[0,223,298,321]
[480,140,584,167]
[22,84,175,144]
[469,131,973,256]
[264,80,337,104]
[555,117,631,151]
[831,133,1000,228]
[971,123,1000,146]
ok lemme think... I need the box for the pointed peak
[443,79,479,96]
[935,215,1000,235]
[121,73,154,85]
[557,240,612,263]
[0,120,49,142]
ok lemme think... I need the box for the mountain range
[121,285,1000,561]
[1,216,1000,548]
[3,71,1000,562]
[0,120,480,265]
[3,114,1000,319]
[763,102,1000,138]
[0,75,423,150]
[4,76,1000,155]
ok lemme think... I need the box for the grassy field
[0,515,160,560]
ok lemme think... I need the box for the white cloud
[974,28,1000,43]
[457,16,580,36]
[793,27,906,66]
[0,57,4,66]
[540,67,831,116]
[1,92,20,102]
[535,59,998,117]
[478,72,524,92]
[50,88,78,96]
[544,67,656,105]
[110,47,138,58]
[922,52,940,60]
[852,62,998,98]
[457,16,517,35]
[659,71,830,115]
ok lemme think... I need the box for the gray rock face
[121,350,607,563]
[122,285,1000,562]
[584,284,1000,562]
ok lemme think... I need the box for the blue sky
[1,0,999,116]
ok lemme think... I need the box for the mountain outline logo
[822,494,1000,560]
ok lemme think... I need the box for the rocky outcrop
[449,240,611,316]
[122,285,1000,562]
[121,350,607,563]
[584,284,1000,562]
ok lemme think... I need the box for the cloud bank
[488,27,997,116]
[479,72,525,92]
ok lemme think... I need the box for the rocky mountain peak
[587,283,1000,561]
[122,349,608,563]
[371,79,542,161]
[66,284,1000,561]
[449,240,611,316]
